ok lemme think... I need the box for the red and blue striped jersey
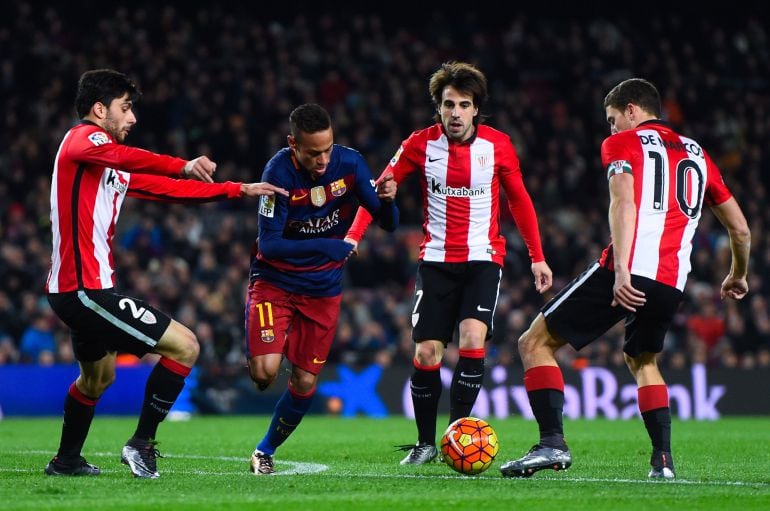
[250,145,397,296]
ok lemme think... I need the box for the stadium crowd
[1,4,769,385]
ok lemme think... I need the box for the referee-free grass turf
[1,416,769,510]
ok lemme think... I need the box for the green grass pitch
[1,416,769,510]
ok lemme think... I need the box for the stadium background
[1,2,769,417]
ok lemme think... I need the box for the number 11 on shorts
[255,302,274,327]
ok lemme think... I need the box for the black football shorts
[47,289,172,362]
[542,262,683,357]
[410,261,502,344]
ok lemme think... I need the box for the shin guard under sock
[524,365,566,449]
[57,382,98,458]
[410,360,442,445]
[639,384,671,452]
[449,348,485,423]
[134,358,190,440]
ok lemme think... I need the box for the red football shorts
[245,279,341,375]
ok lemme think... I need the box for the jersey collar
[637,119,669,129]
[441,123,479,146]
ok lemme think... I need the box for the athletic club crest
[330,178,347,197]
[261,329,275,343]
[310,185,327,207]
[476,154,491,168]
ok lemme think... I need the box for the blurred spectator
[686,300,726,366]
[19,312,56,364]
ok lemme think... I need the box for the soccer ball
[440,416,499,475]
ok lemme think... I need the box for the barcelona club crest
[310,186,327,207]
[261,329,275,343]
[330,178,347,197]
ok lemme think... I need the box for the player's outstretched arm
[127,173,241,202]
[376,172,397,202]
[182,156,217,183]
[240,183,289,198]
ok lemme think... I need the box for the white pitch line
[14,450,327,476]
[334,472,768,487]
[8,451,768,487]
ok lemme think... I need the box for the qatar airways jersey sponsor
[47,122,239,293]
[382,124,543,265]
[599,121,732,290]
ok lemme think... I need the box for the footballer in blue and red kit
[245,104,398,474]
[246,144,398,370]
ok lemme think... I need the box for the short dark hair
[603,78,661,117]
[289,103,332,142]
[75,69,141,119]
[429,61,488,125]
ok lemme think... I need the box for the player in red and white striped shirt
[44,69,286,479]
[501,78,751,480]
[347,62,552,465]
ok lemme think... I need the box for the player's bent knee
[169,341,198,367]
[290,373,317,394]
[174,330,200,366]
[157,322,199,366]
[79,373,114,397]
[186,334,200,362]
[517,329,535,355]
[458,333,485,349]
[414,340,443,366]
[624,352,657,373]
[248,364,277,387]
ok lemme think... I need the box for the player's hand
[344,236,359,256]
[240,182,289,198]
[531,261,553,294]
[611,268,646,311]
[720,274,748,300]
[376,173,397,202]
[183,156,216,183]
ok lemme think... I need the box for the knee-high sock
[638,384,671,452]
[57,382,99,458]
[524,365,567,449]
[410,359,442,445]
[449,348,485,423]
[257,384,314,455]
[134,358,190,440]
